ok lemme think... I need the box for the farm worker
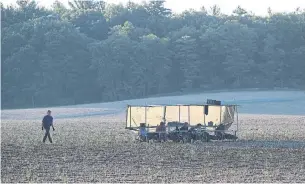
[159,122,167,141]
[156,124,161,132]
[139,123,147,141]
[42,110,55,143]
[139,127,147,136]
[180,122,189,132]
[189,123,203,140]
[159,122,166,132]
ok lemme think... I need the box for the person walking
[42,110,55,143]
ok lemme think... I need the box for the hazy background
[2,0,305,15]
[2,0,305,111]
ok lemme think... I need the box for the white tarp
[126,105,236,128]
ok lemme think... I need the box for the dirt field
[1,109,305,183]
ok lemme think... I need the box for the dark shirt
[180,125,188,132]
[42,115,53,128]
[189,127,196,132]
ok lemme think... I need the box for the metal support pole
[163,106,167,133]
[179,106,181,122]
[188,106,190,124]
[126,105,129,128]
[145,106,147,125]
[219,106,222,124]
[129,106,132,128]
[163,106,167,122]
[203,106,206,126]
[236,106,239,132]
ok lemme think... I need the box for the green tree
[2,0,305,108]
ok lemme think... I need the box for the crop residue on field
[1,112,305,183]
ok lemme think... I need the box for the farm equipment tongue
[125,99,239,143]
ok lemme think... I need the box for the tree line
[1,0,305,109]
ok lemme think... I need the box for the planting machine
[125,99,239,143]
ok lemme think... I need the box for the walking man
[42,110,55,143]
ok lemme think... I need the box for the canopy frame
[126,104,239,134]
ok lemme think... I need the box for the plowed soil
[1,110,305,183]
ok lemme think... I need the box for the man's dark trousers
[43,127,53,143]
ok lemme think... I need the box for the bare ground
[1,110,305,183]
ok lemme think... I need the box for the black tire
[200,132,210,142]
[205,132,211,142]
[182,134,191,143]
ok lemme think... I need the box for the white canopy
[126,104,237,128]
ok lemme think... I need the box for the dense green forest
[1,0,305,109]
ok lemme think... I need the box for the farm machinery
[125,99,239,143]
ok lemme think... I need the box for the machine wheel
[182,134,191,143]
[137,135,148,142]
[216,131,225,140]
[200,132,210,142]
